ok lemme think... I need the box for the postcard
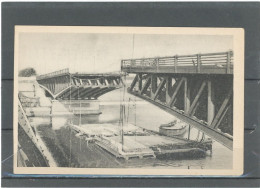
[14,26,244,176]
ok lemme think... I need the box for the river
[28,87,232,169]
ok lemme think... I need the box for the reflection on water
[30,89,232,169]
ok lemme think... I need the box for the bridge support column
[138,74,142,92]
[207,80,215,125]
[151,75,157,98]
[184,78,191,114]
[166,77,173,104]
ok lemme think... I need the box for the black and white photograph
[14,26,244,175]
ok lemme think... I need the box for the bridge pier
[60,100,101,116]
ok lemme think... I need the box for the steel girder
[127,73,233,150]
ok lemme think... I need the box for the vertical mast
[120,104,125,151]
[78,86,81,125]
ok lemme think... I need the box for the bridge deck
[121,51,233,74]
[36,68,122,80]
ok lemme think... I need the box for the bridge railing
[121,51,233,74]
[36,68,69,80]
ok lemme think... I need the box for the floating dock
[68,123,212,160]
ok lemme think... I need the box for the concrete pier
[60,100,102,115]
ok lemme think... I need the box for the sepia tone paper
[14,26,244,176]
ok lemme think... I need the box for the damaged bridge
[36,68,123,100]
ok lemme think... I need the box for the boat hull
[159,125,186,137]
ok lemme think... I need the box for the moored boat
[159,120,187,137]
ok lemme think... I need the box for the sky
[18,32,233,75]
